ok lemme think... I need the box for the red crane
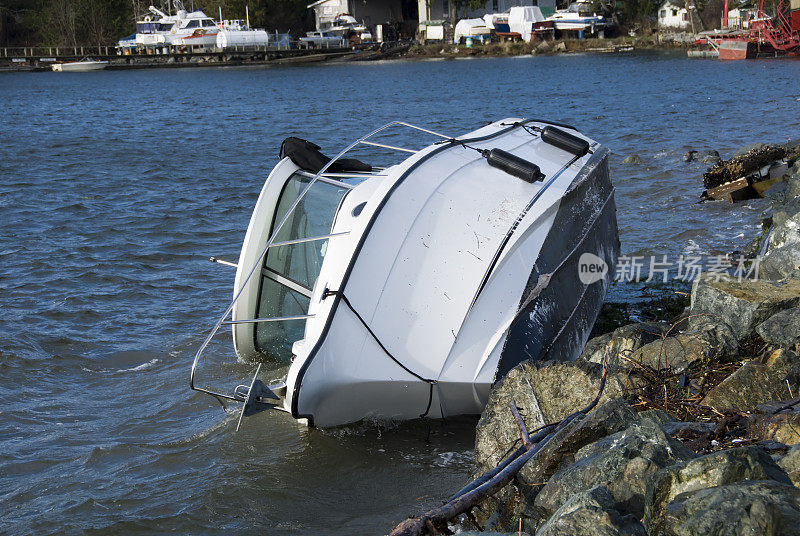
[747,0,800,52]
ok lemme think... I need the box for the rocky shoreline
[399,36,686,60]
[395,147,800,535]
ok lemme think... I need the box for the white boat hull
[52,61,108,72]
[550,17,606,31]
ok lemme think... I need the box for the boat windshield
[137,22,174,33]
[254,172,349,360]
[567,2,591,14]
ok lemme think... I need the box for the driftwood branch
[510,400,532,449]
[772,395,800,414]
[389,354,608,536]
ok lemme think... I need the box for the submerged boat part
[190,118,619,428]
[233,363,280,431]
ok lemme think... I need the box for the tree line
[0,0,314,47]
[0,0,767,47]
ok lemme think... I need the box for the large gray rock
[515,399,640,487]
[764,179,788,203]
[749,403,800,445]
[761,242,800,280]
[701,349,800,412]
[684,149,721,164]
[768,197,800,252]
[644,445,793,532]
[653,481,800,536]
[474,398,639,532]
[756,308,800,346]
[689,275,800,341]
[624,321,737,373]
[474,361,633,474]
[534,418,695,521]
[535,486,646,536]
[660,420,716,436]
[785,161,800,200]
[577,323,666,369]
[778,444,800,487]
[637,409,679,426]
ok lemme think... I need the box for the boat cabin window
[567,2,591,14]
[185,19,200,28]
[137,22,173,33]
[202,19,216,27]
[254,172,349,360]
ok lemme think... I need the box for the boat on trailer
[191,118,619,428]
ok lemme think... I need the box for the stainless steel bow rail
[189,121,455,429]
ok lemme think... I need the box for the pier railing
[1,40,350,59]
[0,46,114,59]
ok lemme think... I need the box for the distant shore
[0,36,692,73]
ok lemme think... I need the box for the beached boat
[133,4,220,49]
[191,118,619,428]
[454,18,492,44]
[324,13,373,43]
[51,60,108,71]
[480,7,547,42]
[547,1,607,35]
[118,3,276,53]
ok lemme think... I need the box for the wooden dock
[0,44,358,72]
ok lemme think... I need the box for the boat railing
[189,121,453,422]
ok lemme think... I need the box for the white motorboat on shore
[191,118,619,428]
[133,4,220,48]
[547,1,607,35]
[51,59,108,71]
[323,13,373,43]
[122,1,273,52]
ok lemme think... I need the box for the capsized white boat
[51,59,108,71]
[191,118,619,428]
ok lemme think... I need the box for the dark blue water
[2,52,799,535]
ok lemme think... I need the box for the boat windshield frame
[189,121,454,405]
[251,171,351,360]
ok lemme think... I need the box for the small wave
[432,450,474,468]
[157,410,235,448]
[81,358,160,374]
[119,358,159,372]
[683,239,706,255]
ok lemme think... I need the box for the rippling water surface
[2,52,800,534]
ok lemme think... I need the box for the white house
[657,1,690,30]
[727,8,758,29]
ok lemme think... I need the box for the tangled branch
[388,355,608,536]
